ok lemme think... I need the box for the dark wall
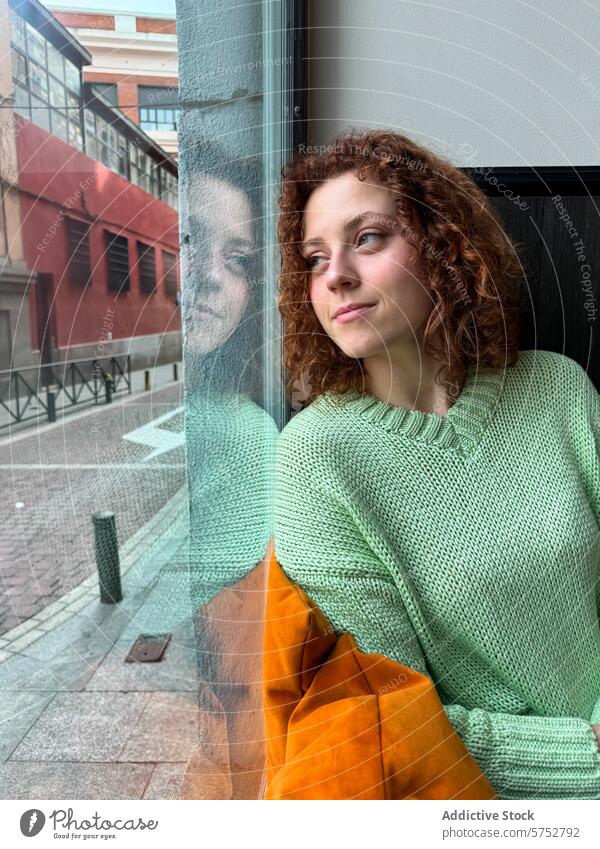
[489,193,599,390]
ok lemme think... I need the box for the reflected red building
[4,0,181,370]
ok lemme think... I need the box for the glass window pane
[49,75,66,110]
[51,110,68,142]
[12,49,28,86]
[99,142,110,169]
[9,11,26,50]
[65,59,80,93]
[14,84,30,118]
[162,108,177,130]
[86,136,98,161]
[47,44,65,83]
[67,91,79,120]
[68,119,83,149]
[29,61,48,100]
[93,82,118,106]
[30,95,50,131]
[95,114,107,148]
[140,105,179,131]
[138,85,178,107]
[26,22,46,66]
[84,108,95,136]
[118,143,128,177]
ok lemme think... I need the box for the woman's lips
[334,304,375,323]
[192,303,220,319]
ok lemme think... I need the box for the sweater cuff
[497,715,600,800]
[446,706,600,800]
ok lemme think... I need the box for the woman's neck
[363,339,456,416]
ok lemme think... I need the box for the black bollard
[104,374,113,404]
[144,369,151,391]
[173,362,178,381]
[93,512,122,603]
[47,390,56,423]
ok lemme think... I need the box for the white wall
[308,0,600,166]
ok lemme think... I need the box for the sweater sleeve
[439,357,600,799]
[443,704,600,799]
[273,422,600,800]
[564,357,600,628]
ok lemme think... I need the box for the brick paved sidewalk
[0,377,185,634]
[0,486,201,800]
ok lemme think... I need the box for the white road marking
[122,405,185,460]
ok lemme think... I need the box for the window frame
[137,241,157,295]
[161,250,179,299]
[66,217,92,288]
[261,0,307,428]
[104,230,131,294]
[10,14,84,151]
[138,85,179,131]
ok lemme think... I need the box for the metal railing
[0,355,131,431]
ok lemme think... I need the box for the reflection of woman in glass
[180,142,277,799]
[274,129,600,800]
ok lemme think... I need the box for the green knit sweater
[186,390,277,607]
[273,349,600,800]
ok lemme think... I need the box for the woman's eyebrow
[224,237,254,250]
[301,210,392,251]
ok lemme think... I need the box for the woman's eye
[224,253,253,275]
[305,233,382,269]
[306,254,325,270]
[357,231,382,247]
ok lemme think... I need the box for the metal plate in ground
[125,633,172,663]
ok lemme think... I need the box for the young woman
[179,143,277,799]
[274,129,600,800]
[181,142,276,608]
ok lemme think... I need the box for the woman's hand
[592,724,600,751]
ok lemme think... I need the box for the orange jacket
[180,543,496,800]
[263,546,496,800]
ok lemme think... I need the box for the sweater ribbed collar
[318,363,506,456]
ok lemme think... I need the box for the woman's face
[181,174,255,355]
[301,170,432,361]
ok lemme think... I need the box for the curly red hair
[277,128,525,407]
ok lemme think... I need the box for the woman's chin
[334,336,383,361]
[184,332,225,357]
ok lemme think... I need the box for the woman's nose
[189,249,224,295]
[324,249,360,290]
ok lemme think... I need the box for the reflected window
[93,82,118,107]
[9,12,83,149]
[138,242,157,294]
[66,218,92,288]
[162,250,179,298]
[105,231,130,293]
[139,85,179,131]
